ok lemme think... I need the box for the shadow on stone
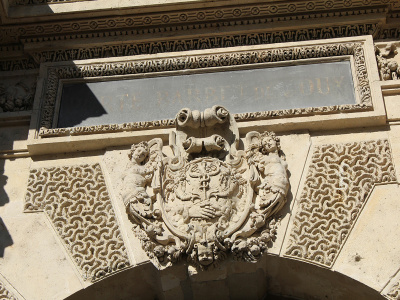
[57,82,107,128]
[0,217,13,257]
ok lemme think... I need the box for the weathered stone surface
[285,139,396,266]
[0,278,17,300]
[333,184,400,291]
[24,163,130,281]
[120,106,289,270]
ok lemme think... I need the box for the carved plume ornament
[121,106,289,270]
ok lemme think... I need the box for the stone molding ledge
[24,36,386,155]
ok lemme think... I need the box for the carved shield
[160,156,252,249]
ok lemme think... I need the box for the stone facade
[1,0,400,299]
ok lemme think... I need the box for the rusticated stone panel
[0,280,17,300]
[285,140,396,267]
[24,163,130,281]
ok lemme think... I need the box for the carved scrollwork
[122,106,289,270]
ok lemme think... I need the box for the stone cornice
[0,0,396,43]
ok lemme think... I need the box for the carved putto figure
[247,131,289,215]
[121,106,289,270]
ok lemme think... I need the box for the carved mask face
[197,244,213,266]
[262,137,277,153]
[133,146,148,163]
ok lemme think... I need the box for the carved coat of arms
[120,106,289,270]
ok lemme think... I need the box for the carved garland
[121,105,289,270]
[38,42,372,137]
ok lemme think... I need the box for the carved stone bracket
[285,140,396,267]
[24,163,130,281]
[37,41,372,138]
[121,105,289,270]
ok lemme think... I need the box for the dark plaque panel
[57,60,356,128]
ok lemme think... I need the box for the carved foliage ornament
[39,42,371,137]
[0,280,17,300]
[121,106,289,269]
[0,80,36,113]
[376,43,400,81]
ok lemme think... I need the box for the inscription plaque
[57,60,356,128]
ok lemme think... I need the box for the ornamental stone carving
[0,280,17,300]
[376,43,400,81]
[121,106,289,270]
[285,140,396,267]
[0,80,36,112]
[24,163,130,281]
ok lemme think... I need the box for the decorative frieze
[24,163,130,281]
[1,1,388,39]
[0,3,387,45]
[122,106,289,270]
[285,140,396,267]
[0,58,38,72]
[37,42,372,137]
[0,280,17,300]
[12,0,90,5]
[28,23,379,64]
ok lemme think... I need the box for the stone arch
[65,255,384,300]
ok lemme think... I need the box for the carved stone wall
[24,163,130,281]
[0,280,17,300]
[285,139,396,267]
